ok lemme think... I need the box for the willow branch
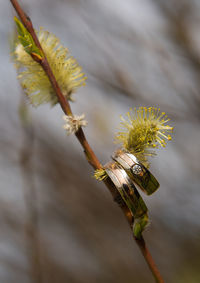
[10,1,164,282]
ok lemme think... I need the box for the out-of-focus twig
[155,0,200,121]
[157,3,200,77]
[19,98,42,283]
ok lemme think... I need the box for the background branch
[19,98,42,283]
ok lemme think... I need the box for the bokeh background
[1,0,200,282]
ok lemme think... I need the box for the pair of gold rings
[104,149,159,221]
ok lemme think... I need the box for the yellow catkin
[115,107,173,166]
[13,28,87,107]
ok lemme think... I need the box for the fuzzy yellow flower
[13,26,87,106]
[115,107,173,166]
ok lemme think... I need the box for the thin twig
[136,236,164,283]
[10,1,164,282]
[19,98,42,283]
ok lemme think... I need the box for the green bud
[14,17,43,58]
[133,214,149,239]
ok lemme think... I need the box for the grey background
[0,0,200,282]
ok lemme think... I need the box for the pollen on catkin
[13,28,87,106]
[115,107,173,166]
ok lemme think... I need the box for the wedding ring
[112,149,160,195]
[104,161,147,218]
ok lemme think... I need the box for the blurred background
[1,0,200,282]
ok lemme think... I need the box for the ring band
[104,161,147,218]
[112,149,160,195]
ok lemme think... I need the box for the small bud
[133,214,149,239]
[14,17,43,58]
[94,168,108,181]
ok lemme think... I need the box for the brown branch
[10,1,164,282]
[136,236,164,283]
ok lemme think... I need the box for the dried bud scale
[63,114,87,135]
